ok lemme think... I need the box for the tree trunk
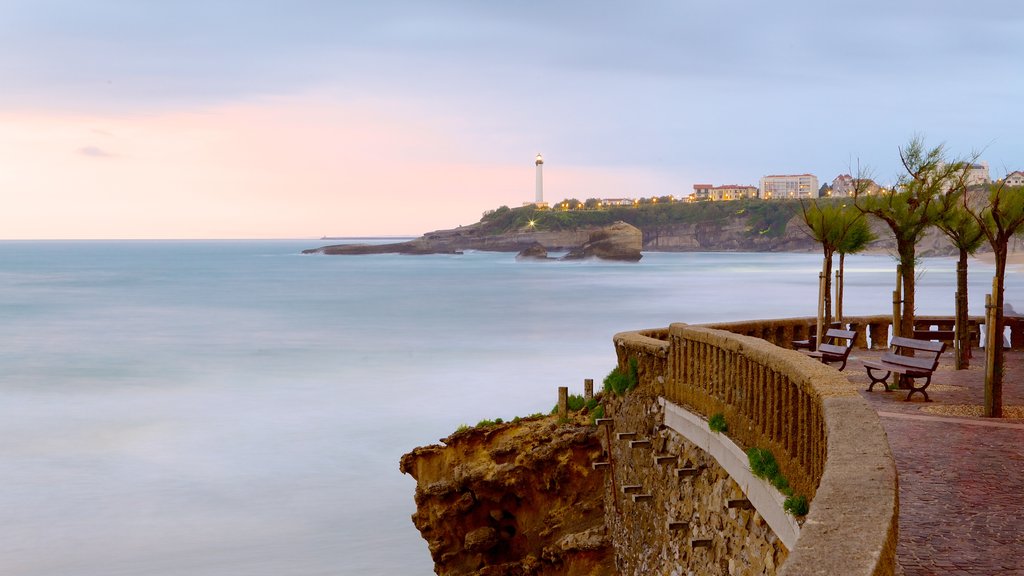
[955,250,969,369]
[899,242,916,345]
[837,253,845,324]
[822,255,833,330]
[986,248,1007,418]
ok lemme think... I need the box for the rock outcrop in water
[399,415,613,575]
[562,222,642,262]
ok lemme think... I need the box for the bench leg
[904,375,932,402]
[865,367,892,392]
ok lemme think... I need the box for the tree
[834,207,875,323]
[799,200,871,341]
[935,191,985,369]
[962,181,1024,417]
[584,198,602,210]
[854,138,969,341]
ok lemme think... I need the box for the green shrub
[603,367,630,395]
[602,358,639,396]
[589,404,605,425]
[455,424,469,433]
[746,447,780,480]
[748,447,808,516]
[552,394,602,414]
[784,494,809,517]
[708,413,728,433]
[475,418,503,428]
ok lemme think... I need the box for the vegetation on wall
[708,412,728,433]
[746,447,809,517]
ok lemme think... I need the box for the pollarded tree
[935,190,985,369]
[854,138,971,341]
[799,200,871,340]
[962,181,1024,417]
[834,206,875,323]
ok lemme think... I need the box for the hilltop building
[759,174,819,200]
[966,162,991,187]
[1005,171,1024,187]
[830,174,882,197]
[601,198,634,207]
[690,184,758,201]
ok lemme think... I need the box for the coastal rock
[516,242,551,260]
[562,221,642,262]
[399,416,613,575]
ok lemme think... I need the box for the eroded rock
[400,416,613,575]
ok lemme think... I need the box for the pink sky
[0,94,679,239]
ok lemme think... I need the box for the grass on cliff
[603,358,638,395]
[454,412,546,434]
[550,394,600,415]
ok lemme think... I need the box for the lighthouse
[535,153,544,204]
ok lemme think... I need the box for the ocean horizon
[0,240,1017,575]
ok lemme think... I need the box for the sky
[2,1,1023,239]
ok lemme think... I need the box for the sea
[0,239,1018,576]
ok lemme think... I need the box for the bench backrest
[824,328,856,343]
[887,336,946,370]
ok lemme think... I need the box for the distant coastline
[306,199,966,258]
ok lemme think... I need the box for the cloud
[77,145,114,158]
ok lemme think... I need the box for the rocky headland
[399,414,613,576]
[304,200,966,260]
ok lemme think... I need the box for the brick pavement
[839,349,1024,575]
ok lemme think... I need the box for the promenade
[842,349,1024,576]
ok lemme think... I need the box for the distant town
[520,155,1023,211]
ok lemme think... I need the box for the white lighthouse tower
[535,153,544,204]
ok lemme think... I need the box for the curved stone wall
[612,316,900,576]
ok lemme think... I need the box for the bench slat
[877,353,936,371]
[890,336,945,353]
[817,343,848,355]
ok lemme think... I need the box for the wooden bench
[792,323,842,351]
[862,337,946,401]
[792,328,817,351]
[806,328,856,371]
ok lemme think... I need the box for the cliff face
[399,416,613,576]
[642,216,818,252]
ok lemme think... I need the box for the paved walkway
[841,349,1024,576]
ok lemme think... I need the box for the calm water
[0,240,1016,575]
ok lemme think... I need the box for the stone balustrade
[613,316,902,576]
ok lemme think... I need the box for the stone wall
[600,390,788,576]
[613,319,900,576]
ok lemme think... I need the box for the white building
[601,198,634,206]
[1005,171,1024,187]
[759,174,819,200]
